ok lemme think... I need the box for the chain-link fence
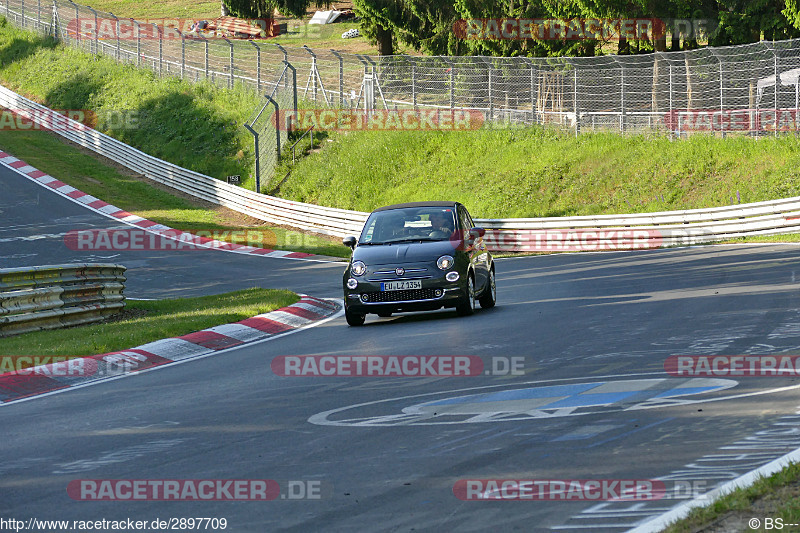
[6,1,800,183]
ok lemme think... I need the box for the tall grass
[0,18,260,187]
[274,127,800,218]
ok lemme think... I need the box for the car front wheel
[456,275,476,316]
[345,308,366,326]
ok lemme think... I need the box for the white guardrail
[0,263,126,337]
[2,84,800,251]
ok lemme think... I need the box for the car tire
[456,275,475,316]
[479,269,496,309]
[345,308,366,326]
[377,311,392,318]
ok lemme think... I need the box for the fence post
[573,66,579,137]
[199,33,208,79]
[70,0,78,45]
[669,63,673,139]
[266,95,281,161]
[330,49,344,107]
[774,47,779,137]
[527,59,536,124]
[613,57,625,133]
[154,24,162,76]
[442,58,454,110]
[108,12,119,61]
[132,19,140,66]
[283,59,298,119]
[479,58,494,123]
[87,6,98,54]
[223,37,234,88]
[178,28,185,79]
[274,43,288,89]
[250,40,261,92]
[21,0,24,27]
[411,56,417,109]
[302,45,318,103]
[243,123,260,193]
[37,0,41,31]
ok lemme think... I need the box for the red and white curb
[0,295,342,405]
[0,151,330,262]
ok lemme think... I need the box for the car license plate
[381,280,422,291]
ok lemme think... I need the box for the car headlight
[437,255,454,270]
[347,278,358,289]
[351,261,366,276]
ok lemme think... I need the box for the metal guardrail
[0,263,126,337]
[2,77,800,250]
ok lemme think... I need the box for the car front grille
[363,289,441,303]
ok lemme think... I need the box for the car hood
[353,240,458,265]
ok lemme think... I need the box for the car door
[458,205,488,292]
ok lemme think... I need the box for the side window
[458,207,471,233]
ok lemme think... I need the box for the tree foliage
[352,0,800,56]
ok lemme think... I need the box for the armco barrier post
[20,0,24,28]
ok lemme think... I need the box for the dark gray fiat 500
[342,201,496,326]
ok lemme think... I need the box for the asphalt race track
[3,162,800,531]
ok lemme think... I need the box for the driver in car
[429,211,454,237]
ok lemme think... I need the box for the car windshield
[359,207,457,245]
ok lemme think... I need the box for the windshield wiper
[382,238,439,244]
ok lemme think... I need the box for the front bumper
[343,273,466,315]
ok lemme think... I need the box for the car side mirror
[467,227,486,243]
[343,236,357,249]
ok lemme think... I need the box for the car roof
[373,201,460,212]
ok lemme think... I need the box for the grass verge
[664,462,800,532]
[273,126,800,219]
[0,288,299,356]
[0,18,259,187]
